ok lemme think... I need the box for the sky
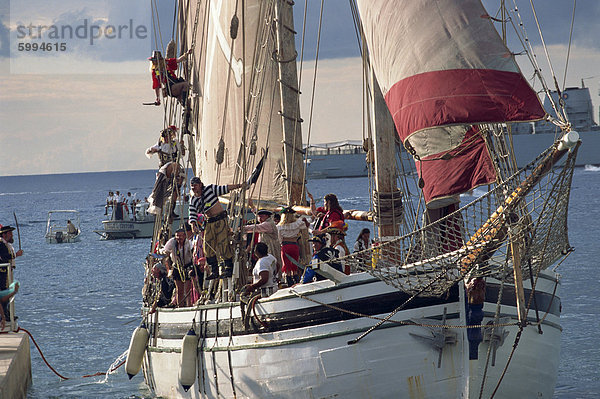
[1,0,599,176]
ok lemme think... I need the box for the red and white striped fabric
[356,0,545,205]
[356,0,545,146]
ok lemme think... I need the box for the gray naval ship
[306,84,600,179]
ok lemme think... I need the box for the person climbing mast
[148,49,192,106]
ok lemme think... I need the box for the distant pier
[0,331,31,398]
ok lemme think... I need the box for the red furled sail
[416,127,496,205]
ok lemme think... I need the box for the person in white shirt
[145,126,185,167]
[105,191,114,215]
[243,242,278,298]
[161,228,194,307]
[326,223,350,275]
[353,228,372,271]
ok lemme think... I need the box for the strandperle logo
[16,19,148,45]
[9,0,152,74]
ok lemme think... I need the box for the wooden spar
[291,206,373,222]
[370,68,399,237]
[460,140,579,274]
[509,230,528,325]
[274,1,305,206]
[219,198,373,222]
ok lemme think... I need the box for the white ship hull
[142,271,561,398]
[95,203,189,239]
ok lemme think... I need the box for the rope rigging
[0,327,126,381]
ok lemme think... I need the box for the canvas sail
[181,1,304,205]
[356,0,545,205]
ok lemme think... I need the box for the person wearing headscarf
[149,49,192,106]
[307,192,344,235]
[243,209,282,277]
[277,207,309,286]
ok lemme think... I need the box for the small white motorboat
[45,210,81,244]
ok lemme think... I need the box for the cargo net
[344,144,578,297]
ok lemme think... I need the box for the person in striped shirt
[188,176,248,279]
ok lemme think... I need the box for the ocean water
[0,167,598,398]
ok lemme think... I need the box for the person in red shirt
[307,192,344,235]
[149,49,192,106]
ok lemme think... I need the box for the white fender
[125,323,149,379]
[179,328,199,391]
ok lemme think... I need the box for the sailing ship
[130,1,581,397]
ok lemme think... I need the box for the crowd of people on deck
[142,47,378,310]
[145,180,379,311]
[104,190,144,220]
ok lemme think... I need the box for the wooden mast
[275,0,305,205]
[369,69,399,237]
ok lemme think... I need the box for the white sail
[181,1,304,205]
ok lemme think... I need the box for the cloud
[7,0,151,73]
[0,20,8,57]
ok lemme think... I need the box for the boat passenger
[242,209,282,276]
[104,191,114,215]
[149,49,192,106]
[326,222,350,275]
[66,220,78,235]
[188,176,252,280]
[149,262,175,313]
[161,228,195,307]
[242,242,278,298]
[307,192,344,236]
[353,228,372,270]
[277,207,309,286]
[353,228,371,253]
[301,235,341,284]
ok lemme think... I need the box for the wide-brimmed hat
[153,262,167,274]
[280,206,295,214]
[257,209,273,216]
[0,225,16,234]
[148,50,162,61]
[308,235,326,245]
[326,227,346,236]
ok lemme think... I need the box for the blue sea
[0,167,598,398]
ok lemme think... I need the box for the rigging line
[151,0,166,57]
[508,1,564,123]
[216,0,241,181]
[561,0,577,91]
[289,289,518,330]
[298,0,310,194]
[303,0,325,183]
[347,271,448,345]
[528,0,563,107]
[478,264,508,399]
[489,325,524,399]
[171,0,178,40]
